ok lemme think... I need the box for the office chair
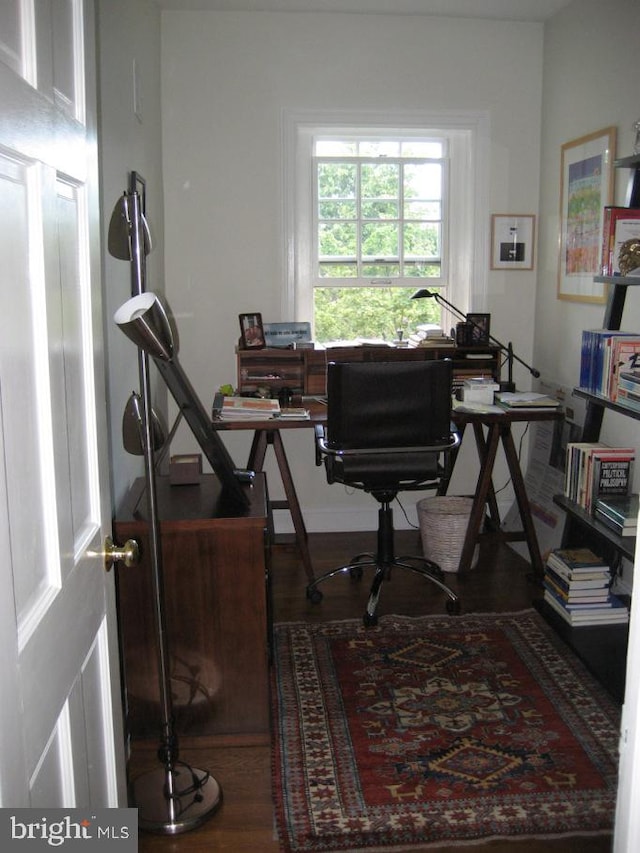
[306,359,461,626]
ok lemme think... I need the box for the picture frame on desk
[490,214,535,270]
[557,126,616,303]
[239,312,265,349]
[466,313,491,345]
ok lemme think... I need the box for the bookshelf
[542,154,640,700]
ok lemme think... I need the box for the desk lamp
[411,288,540,392]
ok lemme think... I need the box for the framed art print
[491,215,535,270]
[557,126,616,303]
[239,312,265,349]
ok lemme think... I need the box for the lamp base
[132,765,222,835]
[499,380,516,393]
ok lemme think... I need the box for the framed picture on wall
[239,312,265,349]
[557,126,616,303]
[490,214,535,270]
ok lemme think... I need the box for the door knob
[103,535,140,571]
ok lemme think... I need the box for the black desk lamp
[411,288,540,393]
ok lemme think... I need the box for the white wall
[96,0,165,508]
[160,10,544,530]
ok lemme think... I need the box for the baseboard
[272,497,513,535]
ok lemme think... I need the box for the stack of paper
[496,392,561,408]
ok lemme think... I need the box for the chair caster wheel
[363,611,378,627]
[446,598,461,615]
[307,587,323,604]
[349,565,363,581]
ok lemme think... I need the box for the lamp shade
[410,288,435,299]
[114,292,175,361]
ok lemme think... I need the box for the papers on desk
[452,399,505,415]
[212,395,311,421]
[496,392,561,408]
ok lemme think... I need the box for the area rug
[271,610,621,851]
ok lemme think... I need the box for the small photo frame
[239,313,265,349]
[466,313,491,345]
[490,214,536,270]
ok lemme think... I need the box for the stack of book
[213,395,281,420]
[593,493,639,537]
[564,442,635,514]
[543,548,629,627]
[407,324,455,348]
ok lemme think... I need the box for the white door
[0,0,126,807]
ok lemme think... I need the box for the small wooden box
[169,453,202,485]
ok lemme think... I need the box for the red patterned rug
[271,610,620,851]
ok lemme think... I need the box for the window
[286,113,488,344]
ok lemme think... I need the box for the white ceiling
[154,0,574,23]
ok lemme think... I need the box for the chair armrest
[314,423,325,466]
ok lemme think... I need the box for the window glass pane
[317,163,356,200]
[319,200,357,219]
[314,286,441,343]
[362,222,399,259]
[405,200,440,220]
[362,262,400,278]
[316,140,357,156]
[404,222,440,259]
[359,140,398,157]
[319,262,358,278]
[403,261,441,278]
[318,222,357,259]
[404,163,441,202]
[401,141,443,158]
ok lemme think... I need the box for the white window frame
[282,109,490,335]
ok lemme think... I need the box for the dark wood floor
[130,529,615,852]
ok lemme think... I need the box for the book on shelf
[563,442,635,512]
[579,329,640,395]
[601,206,640,276]
[593,493,639,535]
[543,590,629,626]
[608,337,640,400]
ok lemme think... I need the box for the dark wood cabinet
[236,344,501,398]
[113,474,271,744]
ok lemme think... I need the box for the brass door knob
[103,535,140,571]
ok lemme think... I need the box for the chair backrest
[325,359,453,451]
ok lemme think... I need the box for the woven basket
[416,496,479,573]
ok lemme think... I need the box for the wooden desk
[441,406,564,577]
[113,473,271,744]
[212,403,326,585]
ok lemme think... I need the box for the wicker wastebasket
[416,496,479,573]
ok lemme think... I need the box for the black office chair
[306,359,461,626]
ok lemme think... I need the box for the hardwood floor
[130,529,615,852]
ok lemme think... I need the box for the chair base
[306,553,460,627]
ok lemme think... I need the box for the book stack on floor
[543,548,629,627]
[593,493,639,538]
[564,442,635,514]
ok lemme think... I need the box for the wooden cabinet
[236,344,500,398]
[113,474,271,744]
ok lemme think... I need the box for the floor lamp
[114,293,222,834]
